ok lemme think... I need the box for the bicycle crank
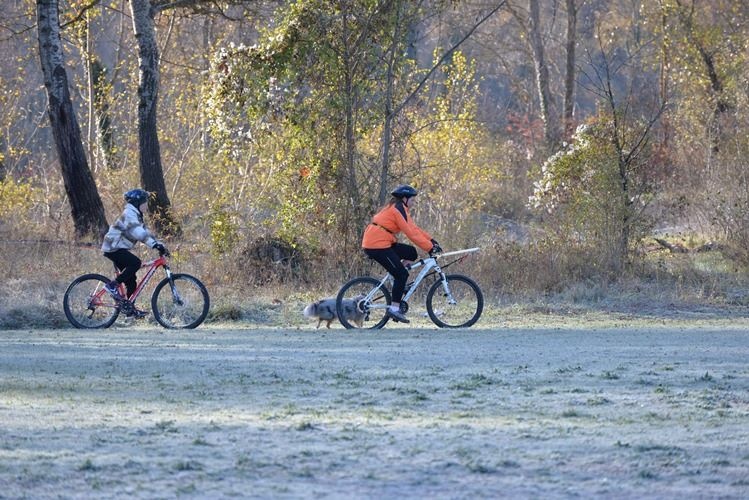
[119,300,135,316]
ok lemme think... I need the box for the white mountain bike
[335,248,483,329]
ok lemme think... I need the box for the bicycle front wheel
[151,274,209,329]
[336,276,391,329]
[63,273,120,328]
[426,274,483,328]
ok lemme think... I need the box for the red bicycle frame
[112,255,169,302]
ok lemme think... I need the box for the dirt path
[1,325,748,498]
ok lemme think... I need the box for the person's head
[124,188,149,212]
[390,184,418,207]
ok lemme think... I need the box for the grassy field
[1,323,748,498]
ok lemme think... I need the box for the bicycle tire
[426,274,483,328]
[63,273,120,329]
[336,276,391,329]
[151,274,209,329]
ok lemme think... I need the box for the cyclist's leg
[365,247,409,321]
[104,249,141,297]
[392,243,418,267]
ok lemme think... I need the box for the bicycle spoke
[336,276,391,329]
[152,274,209,329]
[63,274,120,328]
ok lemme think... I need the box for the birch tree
[37,0,108,238]
[563,0,577,139]
[527,0,558,148]
[90,58,117,170]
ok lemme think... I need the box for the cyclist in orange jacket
[362,185,442,323]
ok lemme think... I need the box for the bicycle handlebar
[405,248,480,270]
[433,247,480,258]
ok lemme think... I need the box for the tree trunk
[201,17,213,156]
[658,1,671,147]
[36,0,108,239]
[340,8,363,237]
[91,59,117,170]
[0,136,6,181]
[563,0,577,140]
[528,0,558,149]
[129,0,180,236]
[379,1,401,207]
[617,154,632,274]
[84,12,95,171]
[676,0,729,153]
[697,44,728,153]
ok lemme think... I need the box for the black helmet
[391,184,418,198]
[124,188,149,206]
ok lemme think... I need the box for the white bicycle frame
[363,247,480,310]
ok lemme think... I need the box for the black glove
[153,243,169,256]
[429,239,442,255]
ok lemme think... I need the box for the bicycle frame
[112,255,170,303]
[364,247,479,309]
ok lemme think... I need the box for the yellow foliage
[0,179,38,219]
[401,52,501,243]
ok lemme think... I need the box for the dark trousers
[104,249,141,298]
[364,243,418,303]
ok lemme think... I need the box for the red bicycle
[63,250,209,329]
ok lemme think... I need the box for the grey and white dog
[303,297,365,328]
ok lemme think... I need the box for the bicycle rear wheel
[426,274,483,328]
[151,274,209,329]
[63,273,120,328]
[336,276,391,329]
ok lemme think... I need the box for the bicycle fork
[164,266,184,306]
[438,272,458,305]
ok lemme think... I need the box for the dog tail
[303,302,318,319]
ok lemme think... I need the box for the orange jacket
[361,201,433,252]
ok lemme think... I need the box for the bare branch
[153,0,246,18]
[625,102,666,166]
[60,0,102,28]
[391,1,507,119]
[153,0,205,12]
[0,24,37,41]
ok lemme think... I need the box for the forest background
[2,0,749,327]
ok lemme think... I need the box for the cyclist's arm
[122,211,159,248]
[393,205,433,253]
